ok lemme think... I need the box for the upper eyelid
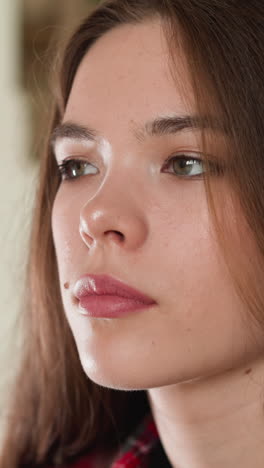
[57,153,205,175]
[55,153,99,168]
[55,152,206,173]
[163,151,203,164]
[56,149,203,162]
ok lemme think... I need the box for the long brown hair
[1,0,264,466]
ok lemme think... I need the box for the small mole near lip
[245,368,252,375]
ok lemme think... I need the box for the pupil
[179,160,187,168]
[73,162,83,176]
[174,159,192,174]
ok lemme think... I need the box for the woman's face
[51,19,261,390]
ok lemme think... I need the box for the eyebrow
[50,114,226,149]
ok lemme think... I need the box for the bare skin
[52,18,264,468]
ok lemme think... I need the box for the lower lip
[78,295,155,318]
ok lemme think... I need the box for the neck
[147,356,264,468]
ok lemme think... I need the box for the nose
[79,180,148,252]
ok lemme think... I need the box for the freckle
[245,368,252,375]
[64,282,70,289]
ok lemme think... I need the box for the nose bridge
[85,162,139,211]
[79,166,148,250]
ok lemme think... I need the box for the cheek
[149,183,213,280]
[51,190,82,274]
[148,190,247,337]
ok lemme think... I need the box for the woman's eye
[56,154,222,182]
[57,159,98,181]
[163,154,214,178]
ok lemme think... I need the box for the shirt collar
[110,412,160,467]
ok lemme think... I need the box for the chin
[79,351,187,391]
[80,353,148,390]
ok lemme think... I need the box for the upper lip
[73,274,156,305]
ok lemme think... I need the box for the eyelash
[56,154,223,182]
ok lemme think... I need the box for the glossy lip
[74,274,156,303]
[73,274,157,318]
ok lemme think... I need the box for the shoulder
[49,449,117,468]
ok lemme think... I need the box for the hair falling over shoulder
[1,1,264,466]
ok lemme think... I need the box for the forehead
[64,18,195,133]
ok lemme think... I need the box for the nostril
[80,230,93,248]
[105,230,125,242]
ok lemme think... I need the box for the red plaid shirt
[64,412,169,467]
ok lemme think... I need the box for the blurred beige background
[0,0,99,441]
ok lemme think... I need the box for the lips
[73,274,156,318]
[74,274,156,303]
